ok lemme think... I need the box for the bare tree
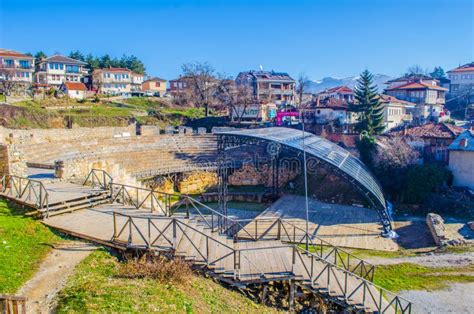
[215,77,256,123]
[181,62,217,117]
[296,73,310,108]
[0,66,17,102]
[405,65,430,77]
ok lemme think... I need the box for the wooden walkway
[43,204,411,312]
[1,173,412,313]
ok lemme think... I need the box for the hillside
[0,97,209,129]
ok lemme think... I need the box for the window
[155,82,160,87]
[49,63,54,69]
[19,60,29,69]
[59,64,63,70]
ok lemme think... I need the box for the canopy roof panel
[218,127,386,210]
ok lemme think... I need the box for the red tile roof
[325,86,353,94]
[378,94,415,107]
[0,48,34,59]
[390,123,464,139]
[64,82,87,91]
[97,67,131,73]
[385,81,447,91]
[448,62,474,73]
[317,97,350,110]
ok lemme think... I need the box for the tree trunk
[205,103,209,117]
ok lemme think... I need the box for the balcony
[1,64,34,70]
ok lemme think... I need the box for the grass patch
[0,199,61,293]
[373,262,474,292]
[56,249,279,313]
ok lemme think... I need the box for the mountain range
[306,74,393,93]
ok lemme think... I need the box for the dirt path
[366,252,474,267]
[399,282,474,313]
[18,241,97,313]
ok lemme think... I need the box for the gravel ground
[399,282,474,313]
[367,252,474,267]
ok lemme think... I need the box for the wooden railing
[293,246,413,313]
[0,175,49,211]
[83,169,113,191]
[233,217,376,281]
[110,212,412,312]
[0,294,27,314]
[111,212,276,281]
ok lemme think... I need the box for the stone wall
[0,144,27,177]
[0,125,138,145]
[0,145,9,177]
[178,171,218,194]
[229,164,298,188]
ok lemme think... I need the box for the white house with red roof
[61,82,87,99]
[92,67,133,94]
[378,94,415,131]
[0,48,35,92]
[315,86,354,104]
[384,75,448,123]
[447,62,474,101]
[34,54,88,88]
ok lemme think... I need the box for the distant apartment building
[384,75,448,123]
[142,77,167,96]
[447,62,474,102]
[378,94,415,131]
[130,72,144,91]
[236,70,296,106]
[0,48,35,93]
[93,67,132,94]
[34,55,88,88]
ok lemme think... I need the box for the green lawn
[56,249,279,313]
[373,262,474,292]
[0,200,61,293]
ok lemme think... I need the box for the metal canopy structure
[216,127,392,234]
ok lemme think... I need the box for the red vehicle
[275,110,300,126]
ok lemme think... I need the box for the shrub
[402,163,450,204]
[117,254,192,284]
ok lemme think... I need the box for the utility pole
[299,109,310,251]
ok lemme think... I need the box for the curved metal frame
[217,127,392,234]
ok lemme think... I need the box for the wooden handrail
[1,175,49,213]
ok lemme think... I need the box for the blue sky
[0,0,473,80]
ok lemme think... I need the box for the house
[447,62,474,103]
[302,86,356,127]
[236,70,296,106]
[384,75,448,123]
[448,129,474,189]
[0,48,35,94]
[34,54,88,88]
[130,72,144,91]
[142,77,167,96]
[389,122,464,164]
[61,82,87,99]
[168,76,189,94]
[378,94,415,131]
[93,67,132,95]
[314,86,354,104]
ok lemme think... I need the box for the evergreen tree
[69,50,85,62]
[430,66,446,79]
[352,70,385,135]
